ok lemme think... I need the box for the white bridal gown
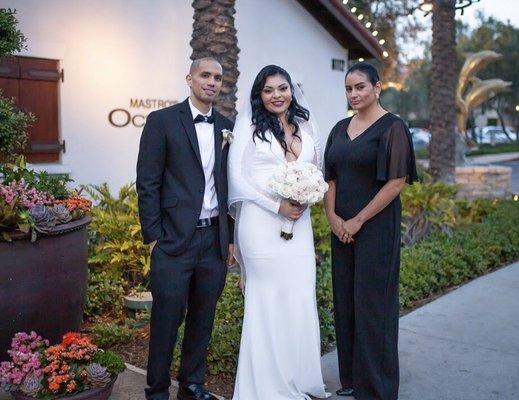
[232,129,330,400]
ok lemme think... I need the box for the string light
[340,3,390,62]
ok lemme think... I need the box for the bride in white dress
[228,65,330,400]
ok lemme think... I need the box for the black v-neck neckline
[345,112,391,142]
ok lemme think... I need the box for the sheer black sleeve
[376,119,418,184]
[324,127,337,182]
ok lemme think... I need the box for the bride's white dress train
[231,130,330,400]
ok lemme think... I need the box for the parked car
[478,126,515,145]
[409,127,431,150]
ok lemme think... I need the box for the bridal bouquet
[268,161,328,240]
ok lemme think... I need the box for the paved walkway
[469,151,519,165]
[2,262,518,400]
[322,261,519,400]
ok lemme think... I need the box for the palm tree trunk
[190,0,240,120]
[429,0,457,183]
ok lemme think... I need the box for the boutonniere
[221,129,234,149]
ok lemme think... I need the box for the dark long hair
[250,65,310,154]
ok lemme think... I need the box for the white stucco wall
[0,0,348,190]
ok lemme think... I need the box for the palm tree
[190,0,240,120]
[428,0,457,183]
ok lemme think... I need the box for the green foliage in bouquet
[86,183,150,288]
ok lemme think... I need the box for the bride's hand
[278,199,305,221]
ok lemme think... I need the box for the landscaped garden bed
[81,178,519,398]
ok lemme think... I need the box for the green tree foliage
[0,8,25,58]
[0,9,32,161]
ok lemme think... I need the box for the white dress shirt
[188,97,219,219]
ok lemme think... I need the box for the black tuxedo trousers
[145,226,226,400]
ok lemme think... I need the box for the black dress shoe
[177,384,218,400]
[336,387,355,396]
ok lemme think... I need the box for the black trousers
[331,219,400,400]
[145,226,227,400]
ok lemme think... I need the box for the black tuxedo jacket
[136,98,234,259]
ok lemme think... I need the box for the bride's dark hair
[250,65,310,154]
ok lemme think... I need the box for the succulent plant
[85,363,111,388]
[19,373,42,397]
[29,204,56,230]
[50,204,72,224]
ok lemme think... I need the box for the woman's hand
[329,213,347,241]
[278,199,305,221]
[343,216,364,242]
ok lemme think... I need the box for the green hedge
[399,200,519,307]
[195,201,518,376]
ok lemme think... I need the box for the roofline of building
[295,0,385,60]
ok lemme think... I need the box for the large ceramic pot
[0,216,91,360]
[12,377,117,400]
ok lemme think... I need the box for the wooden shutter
[0,56,63,163]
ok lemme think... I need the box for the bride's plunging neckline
[275,129,304,163]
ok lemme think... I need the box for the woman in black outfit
[324,62,417,400]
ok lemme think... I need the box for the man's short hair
[189,57,221,74]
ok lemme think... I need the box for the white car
[409,127,431,150]
[478,126,515,145]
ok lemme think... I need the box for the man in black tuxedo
[136,57,235,400]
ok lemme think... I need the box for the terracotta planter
[12,377,117,400]
[0,216,91,361]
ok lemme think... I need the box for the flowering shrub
[0,331,125,398]
[0,157,92,241]
[0,332,48,392]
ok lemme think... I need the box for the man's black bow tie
[193,114,215,124]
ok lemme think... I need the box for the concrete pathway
[497,159,519,193]
[0,363,224,400]
[322,261,519,400]
[469,152,519,165]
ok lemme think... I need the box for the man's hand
[227,244,237,268]
[149,240,157,254]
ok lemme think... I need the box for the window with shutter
[0,56,64,163]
